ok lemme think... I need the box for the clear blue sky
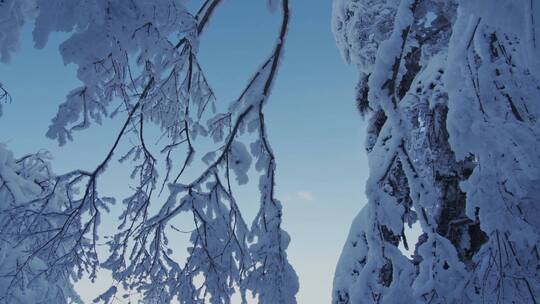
[0,1,368,303]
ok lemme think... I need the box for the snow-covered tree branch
[0,145,81,303]
[1,0,297,303]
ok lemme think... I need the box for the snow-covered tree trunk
[332,0,540,303]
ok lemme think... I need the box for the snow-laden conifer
[332,0,539,303]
